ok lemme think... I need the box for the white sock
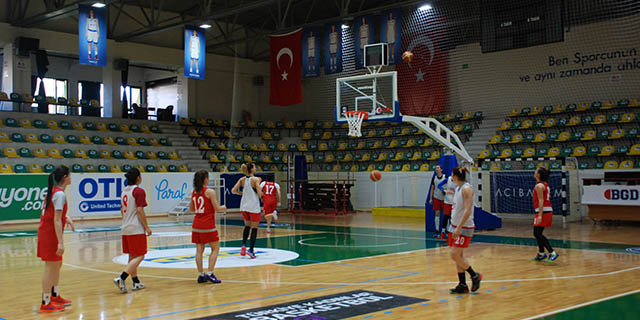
[207,272,213,276]
[199,272,205,276]
[551,251,557,255]
[52,285,59,297]
[42,293,51,305]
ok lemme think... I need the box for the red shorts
[122,234,147,257]
[433,198,444,211]
[242,211,261,222]
[443,203,452,215]
[37,229,62,261]
[264,200,277,215]
[448,233,473,248]
[192,231,220,244]
[534,211,553,227]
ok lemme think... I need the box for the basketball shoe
[207,273,222,284]
[532,253,547,261]
[240,245,247,256]
[40,303,65,313]
[449,283,469,294]
[471,273,482,292]
[546,252,559,263]
[51,296,72,306]
[113,277,127,293]
[132,282,146,291]
[247,250,256,259]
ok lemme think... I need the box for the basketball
[402,51,414,63]
[370,170,382,182]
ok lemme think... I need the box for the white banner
[68,173,129,217]
[148,173,192,213]
[582,185,640,206]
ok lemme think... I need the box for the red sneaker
[52,296,73,306]
[240,245,246,256]
[39,303,65,313]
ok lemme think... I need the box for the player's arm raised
[231,177,244,195]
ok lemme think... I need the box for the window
[120,86,142,110]
[33,77,68,114]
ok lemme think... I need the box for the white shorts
[308,49,315,58]
[87,31,99,44]
[360,38,368,49]
[329,44,337,54]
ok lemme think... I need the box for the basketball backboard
[335,70,400,123]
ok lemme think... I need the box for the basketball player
[448,167,482,294]
[260,175,281,233]
[386,12,396,61]
[430,165,446,239]
[359,17,369,65]
[114,168,152,293]
[439,175,455,239]
[86,9,99,61]
[37,165,74,313]
[532,167,559,262]
[329,24,338,71]
[231,163,263,259]
[189,30,201,73]
[191,170,226,283]
[307,30,316,72]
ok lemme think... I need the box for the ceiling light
[419,4,432,11]
[199,24,212,29]
[92,2,106,8]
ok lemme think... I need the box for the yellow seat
[72,121,85,130]
[428,151,441,161]
[532,133,546,143]
[0,132,9,142]
[124,151,137,160]
[262,132,273,140]
[218,165,228,172]
[566,162,577,170]
[146,151,157,159]
[0,164,14,173]
[330,164,341,172]
[419,164,430,171]
[284,121,294,129]
[499,121,511,131]
[169,152,181,160]
[360,153,371,162]
[216,142,228,150]
[552,104,566,114]
[258,143,268,151]
[319,143,329,151]
[576,102,590,112]
[604,160,618,169]
[29,164,43,173]
[110,164,122,172]
[302,132,312,140]
[149,138,160,146]
[325,154,335,163]
[571,146,586,157]
[4,147,19,158]
[48,148,63,159]
[53,134,67,144]
[610,129,624,139]
[321,132,332,140]
[547,147,560,157]
[199,141,211,150]
[542,118,556,128]
[383,164,394,172]
[556,131,571,142]
[304,121,315,129]
[75,149,88,158]
[135,164,145,172]
[127,137,139,146]
[581,130,596,141]
[602,100,616,110]
[499,149,512,158]
[266,121,276,128]
[488,135,501,144]
[188,128,202,137]
[157,165,168,172]
[530,106,543,115]
[478,150,490,159]
[598,145,615,156]
[462,112,473,120]
[520,120,533,129]
[375,152,387,162]
[522,148,535,158]
[508,108,521,117]
[567,116,581,126]
[400,127,412,135]
[205,129,218,138]
[401,164,412,172]
[406,139,416,148]
[444,113,455,122]
[537,162,549,170]
[592,114,606,125]
[337,142,348,150]
[388,140,399,148]
[299,143,309,151]
[243,154,252,163]
[180,118,192,125]
[630,98,640,107]
[19,119,33,128]
[96,122,108,131]
[104,137,117,145]
[620,113,635,123]
[277,143,287,151]
[512,134,524,144]
[100,150,112,159]
[382,129,393,137]
[372,141,382,149]
[34,148,47,158]
[619,160,633,169]
[25,133,39,143]
[79,135,93,144]
[209,154,220,163]
[628,144,640,155]
[490,162,502,171]
[453,124,464,133]
[47,120,60,130]
[421,138,433,147]
[305,155,313,163]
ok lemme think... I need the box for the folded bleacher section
[182,111,483,172]
[477,98,640,170]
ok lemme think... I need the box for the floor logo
[113,247,299,268]
[626,248,640,254]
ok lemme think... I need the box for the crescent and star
[276,47,293,80]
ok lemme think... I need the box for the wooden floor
[1,213,639,320]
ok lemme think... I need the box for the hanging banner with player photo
[380,8,403,65]
[354,16,375,69]
[323,22,343,74]
[78,4,107,66]
[302,28,321,78]
[184,27,206,80]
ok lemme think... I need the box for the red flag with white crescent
[270,29,302,106]
[397,20,447,115]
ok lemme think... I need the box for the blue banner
[184,27,206,80]
[323,22,343,74]
[380,9,403,65]
[353,16,375,69]
[78,5,107,66]
[302,28,321,78]
[490,172,564,215]
[221,173,271,209]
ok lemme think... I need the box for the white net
[487,170,569,216]
[345,111,367,137]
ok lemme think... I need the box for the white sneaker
[113,277,127,293]
[272,210,278,221]
[132,282,146,291]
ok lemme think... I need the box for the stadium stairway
[154,122,210,171]
[464,118,503,159]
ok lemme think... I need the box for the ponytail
[193,170,209,193]
[45,165,69,210]
[124,167,141,185]
[452,166,469,182]
[241,162,254,176]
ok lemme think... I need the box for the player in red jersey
[37,165,75,313]
[114,168,152,293]
[532,167,559,262]
[191,170,227,283]
[260,175,281,233]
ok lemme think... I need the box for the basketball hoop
[345,110,368,137]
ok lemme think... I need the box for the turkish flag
[270,29,302,106]
[397,21,447,116]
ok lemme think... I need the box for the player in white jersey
[307,30,316,72]
[386,12,396,61]
[232,163,263,259]
[113,168,151,293]
[359,17,370,65]
[329,24,338,71]
[447,167,481,294]
[189,30,201,73]
[86,10,100,61]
